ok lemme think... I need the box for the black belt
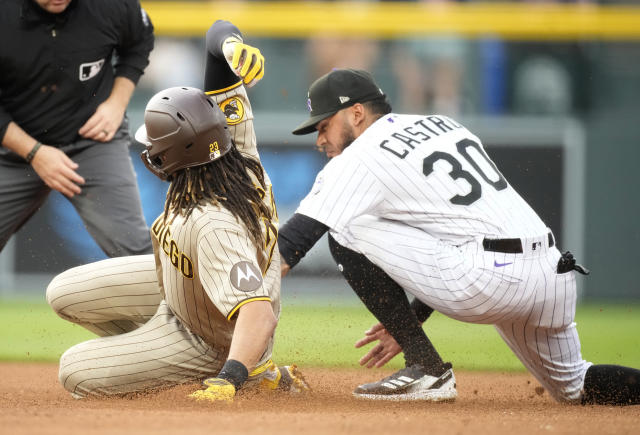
[483,232,554,254]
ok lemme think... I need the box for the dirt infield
[1,363,638,435]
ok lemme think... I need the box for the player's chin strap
[557,251,590,275]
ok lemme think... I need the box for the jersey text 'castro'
[297,113,548,244]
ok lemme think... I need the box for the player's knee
[46,271,76,321]
[46,273,64,312]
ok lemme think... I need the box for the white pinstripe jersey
[151,81,280,351]
[297,113,548,248]
[297,113,591,402]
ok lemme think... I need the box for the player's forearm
[204,20,243,91]
[278,213,329,269]
[226,300,277,370]
[206,20,242,57]
[1,121,39,160]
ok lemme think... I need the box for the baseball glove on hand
[188,377,236,403]
[222,37,265,87]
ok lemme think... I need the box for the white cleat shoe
[353,363,457,402]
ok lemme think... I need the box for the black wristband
[25,141,42,163]
[217,359,248,390]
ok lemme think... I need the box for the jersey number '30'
[422,138,507,206]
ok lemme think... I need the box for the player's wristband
[25,141,42,163]
[217,359,249,390]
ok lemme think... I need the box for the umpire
[0,0,154,257]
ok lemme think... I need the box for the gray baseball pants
[0,122,152,257]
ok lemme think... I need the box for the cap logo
[306,98,312,112]
[339,96,350,104]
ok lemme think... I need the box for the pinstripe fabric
[47,83,280,397]
[46,255,161,337]
[296,114,589,402]
[298,114,548,246]
[206,81,259,161]
[58,301,224,398]
[152,205,280,354]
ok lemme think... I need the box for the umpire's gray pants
[0,123,152,257]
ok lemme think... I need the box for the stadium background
[2,0,639,301]
[0,2,638,372]
[1,7,639,435]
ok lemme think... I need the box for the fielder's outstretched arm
[278,213,443,371]
[278,212,329,277]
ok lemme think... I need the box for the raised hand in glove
[188,377,236,403]
[222,36,265,87]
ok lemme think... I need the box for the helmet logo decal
[218,97,244,125]
[306,98,312,112]
[209,141,221,160]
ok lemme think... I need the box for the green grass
[1,299,639,371]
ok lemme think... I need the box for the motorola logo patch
[230,261,263,292]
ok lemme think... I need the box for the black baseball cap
[292,68,387,135]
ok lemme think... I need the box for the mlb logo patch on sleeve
[79,59,105,81]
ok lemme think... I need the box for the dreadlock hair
[163,145,271,248]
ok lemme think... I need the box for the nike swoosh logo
[494,260,513,268]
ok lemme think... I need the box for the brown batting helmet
[135,86,233,180]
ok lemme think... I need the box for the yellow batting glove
[222,37,265,88]
[188,377,236,403]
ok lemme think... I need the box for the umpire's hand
[31,145,85,197]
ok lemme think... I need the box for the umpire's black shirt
[0,0,154,148]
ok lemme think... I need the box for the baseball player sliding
[278,68,640,405]
[45,20,308,401]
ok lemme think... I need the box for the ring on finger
[102,129,109,135]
